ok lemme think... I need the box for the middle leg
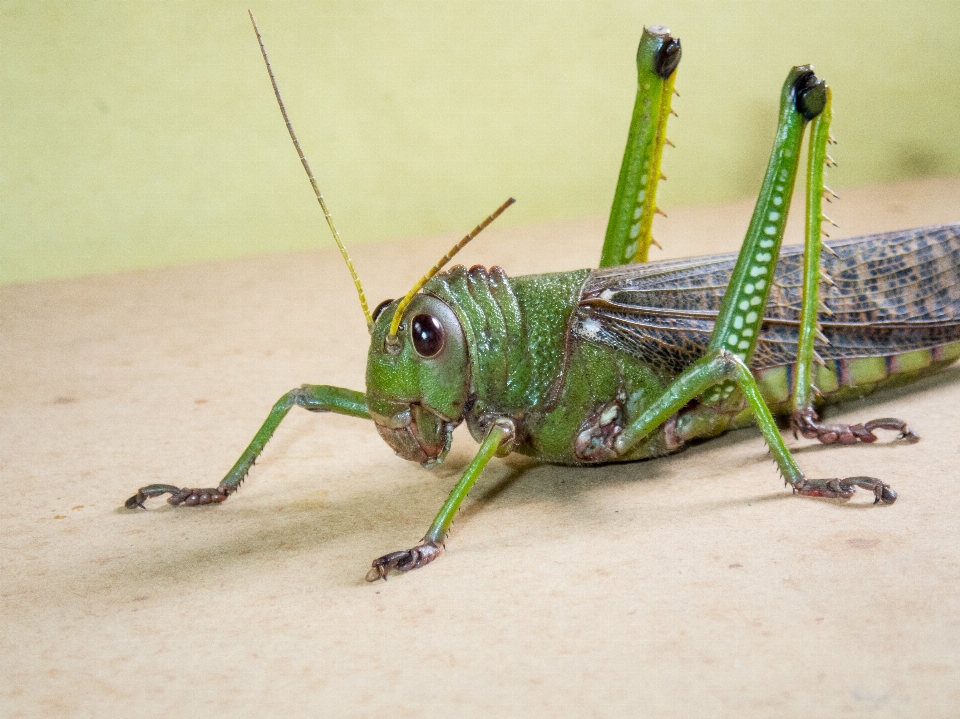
[366,417,517,581]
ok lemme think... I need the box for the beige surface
[3,177,960,718]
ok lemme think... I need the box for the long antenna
[387,197,515,343]
[248,9,374,332]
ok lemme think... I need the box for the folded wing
[574,224,960,373]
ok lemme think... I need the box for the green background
[3,0,959,285]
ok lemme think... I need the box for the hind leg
[787,82,918,447]
[599,26,680,267]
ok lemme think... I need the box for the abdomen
[755,340,960,416]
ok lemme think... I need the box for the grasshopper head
[247,15,511,466]
[365,293,470,466]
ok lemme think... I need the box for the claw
[125,484,181,509]
[366,540,442,582]
[873,482,898,505]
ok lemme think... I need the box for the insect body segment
[126,19,960,581]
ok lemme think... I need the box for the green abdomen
[755,340,960,416]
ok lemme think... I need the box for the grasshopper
[127,16,960,581]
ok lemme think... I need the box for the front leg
[616,351,897,504]
[125,384,370,509]
[366,417,516,581]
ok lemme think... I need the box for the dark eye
[411,314,445,357]
[372,299,394,322]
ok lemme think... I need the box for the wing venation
[573,224,960,372]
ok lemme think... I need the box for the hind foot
[794,476,897,504]
[125,484,231,509]
[365,540,442,582]
[791,409,919,445]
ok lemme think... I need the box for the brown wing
[573,224,960,373]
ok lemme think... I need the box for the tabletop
[3,176,959,718]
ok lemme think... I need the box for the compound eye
[411,314,445,358]
[372,298,394,322]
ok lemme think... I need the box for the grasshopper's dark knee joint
[291,386,327,413]
[715,349,749,379]
[290,386,310,405]
[792,69,826,120]
[365,540,441,582]
[653,35,681,78]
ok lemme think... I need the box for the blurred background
[3,0,959,285]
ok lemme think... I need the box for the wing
[573,224,960,373]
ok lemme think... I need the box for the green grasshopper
[127,17,960,581]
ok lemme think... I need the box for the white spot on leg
[768,211,780,221]
[750,266,765,277]
[733,316,744,329]
[760,239,774,248]
[745,283,755,294]
[629,222,641,239]
[750,295,762,306]
[739,300,750,310]
[746,311,758,323]
[625,240,638,259]
[755,279,766,290]
[727,334,739,346]
[764,225,777,236]
[755,252,772,262]
[772,196,783,206]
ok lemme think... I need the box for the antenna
[248,10,374,331]
[387,197,515,343]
